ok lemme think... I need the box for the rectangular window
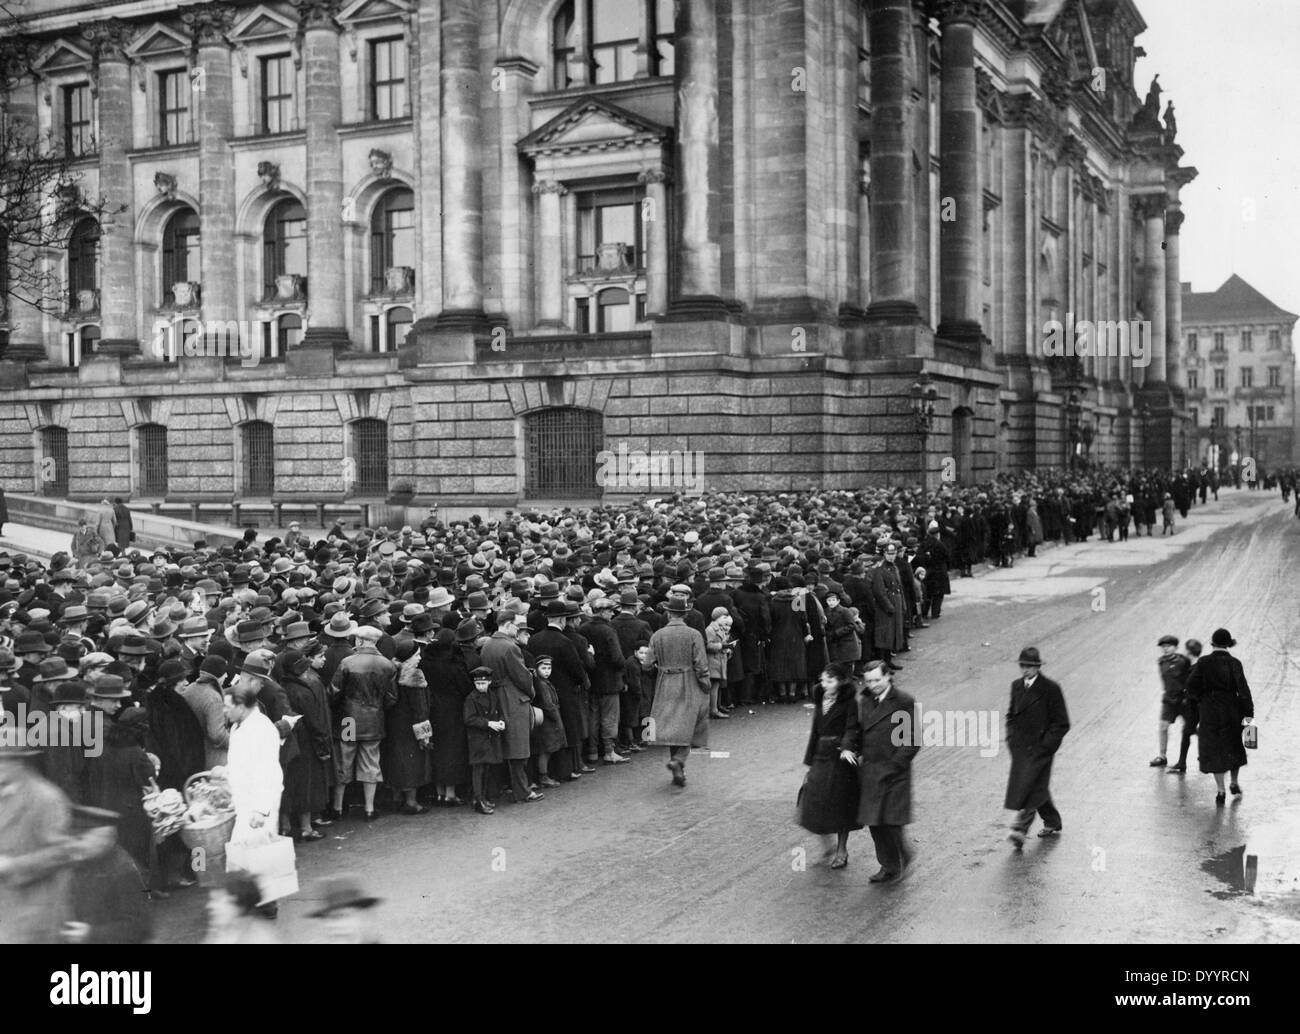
[1268,365,1281,388]
[63,83,92,156]
[1189,407,1198,427]
[1268,329,1281,349]
[576,188,644,273]
[1213,368,1225,390]
[591,0,640,84]
[1186,332,1198,352]
[653,0,675,76]
[1213,406,1226,427]
[368,37,407,120]
[1268,406,1275,422]
[575,297,590,334]
[1213,331,1225,351]
[1240,367,1253,388]
[1241,329,1252,351]
[260,54,294,134]
[1186,369,1198,389]
[159,69,189,146]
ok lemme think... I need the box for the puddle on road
[1202,823,1300,915]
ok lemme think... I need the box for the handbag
[1243,724,1258,750]
[226,832,299,904]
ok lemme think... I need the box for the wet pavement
[150,488,1300,943]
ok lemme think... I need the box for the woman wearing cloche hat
[1185,628,1254,804]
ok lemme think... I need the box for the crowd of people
[0,460,1281,940]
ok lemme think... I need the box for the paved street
[154,488,1300,944]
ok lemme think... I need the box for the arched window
[386,306,412,350]
[276,312,302,353]
[138,424,168,496]
[263,198,307,297]
[369,187,415,295]
[552,0,674,88]
[597,287,632,332]
[524,407,604,499]
[241,421,276,497]
[162,207,201,305]
[40,426,69,497]
[351,418,389,496]
[68,217,100,311]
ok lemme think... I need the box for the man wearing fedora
[1005,647,1070,848]
[643,596,711,788]
[329,623,397,821]
[309,872,383,943]
[480,611,544,803]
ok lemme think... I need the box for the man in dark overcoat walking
[1005,646,1070,847]
[847,660,918,883]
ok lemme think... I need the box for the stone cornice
[82,19,134,65]
[291,0,342,33]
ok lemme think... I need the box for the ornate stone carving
[1165,209,1185,235]
[82,19,134,63]
[291,0,341,31]
[257,161,281,191]
[368,149,393,179]
[636,168,669,186]
[1163,100,1177,139]
[384,266,414,296]
[154,171,178,200]
[1130,193,1166,221]
[531,179,568,196]
[975,68,1004,123]
[54,182,83,215]
[180,4,237,47]
[933,0,983,24]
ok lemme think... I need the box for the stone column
[432,0,488,331]
[865,0,920,322]
[294,0,350,349]
[668,0,727,319]
[1,77,46,361]
[639,167,671,318]
[936,1,982,343]
[83,20,138,356]
[410,0,442,331]
[532,179,568,328]
[1164,206,1183,388]
[1135,194,1167,386]
[182,3,238,345]
[857,162,872,308]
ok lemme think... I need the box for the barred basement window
[41,427,69,498]
[241,421,275,497]
[351,419,388,496]
[138,424,168,496]
[524,407,603,500]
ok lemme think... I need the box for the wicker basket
[180,771,236,884]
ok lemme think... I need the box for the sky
[1135,0,1300,320]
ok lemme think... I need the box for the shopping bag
[1243,724,1258,750]
[226,832,299,904]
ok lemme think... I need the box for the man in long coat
[480,614,543,803]
[869,542,906,671]
[643,598,709,788]
[912,524,950,620]
[530,601,590,779]
[847,660,918,883]
[1005,647,1070,847]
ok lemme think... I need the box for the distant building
[1182,275,1297,470]
[0,0,1197,519]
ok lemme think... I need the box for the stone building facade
[1181,275,1297,470]
[0,0,1195,515]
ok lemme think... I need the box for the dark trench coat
[1003,674,1070,811]
[848,687,919,827]
[797,687,863,834]
[1186,650,1254,774]
[421,644,472,786]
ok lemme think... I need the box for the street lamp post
[912,376,939,489]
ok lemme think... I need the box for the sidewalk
[0,522,74,562]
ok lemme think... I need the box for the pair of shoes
[1215,792,1226,806]
[602,752,629,764]
[1149,755,1167,767]
[622,743,645,753]
[1007,830,1026,849]
[1167,763,1187,774]
[445,797,466,807]
[474,800,495,815]
[539,776,562,788]
[295,829,326,842]
[321,806,345,822]
[1038,827,1061,838]
[524,791,545,802]
[829,852,849,870]
[579,764,597,774]
[1230,783,1242,796]
[868,869,898,883]
[364,811,379,823]
[667,759,686,787]
[399,803,428,816]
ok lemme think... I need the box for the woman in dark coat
[793,577,827,700]
[768,578,809,701]
[798,662,863,869]
[86,707,156,889]
[421,629,471,805]
[112,497,133,551]
[276,646,332,839]
[382,637,432,813]
[1186,628,1254,801]
[144,659,205,888]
